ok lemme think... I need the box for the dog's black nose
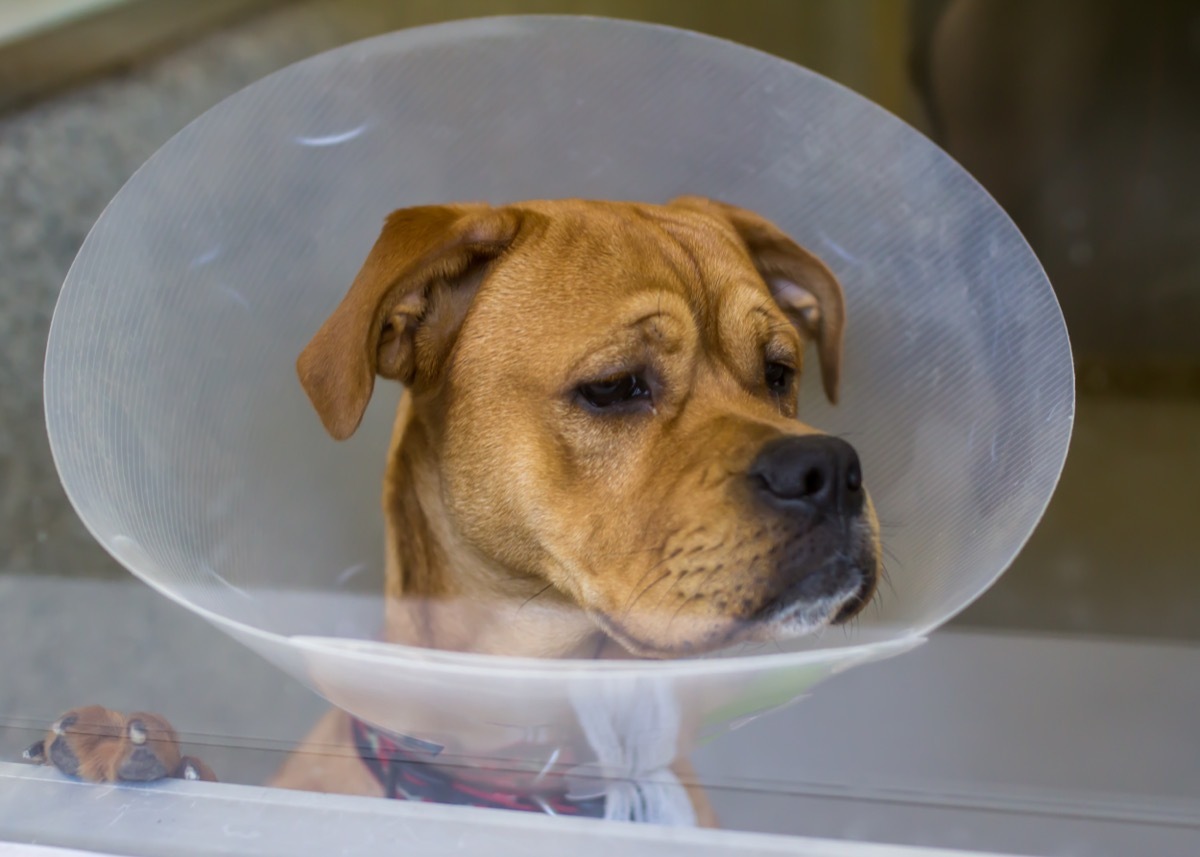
[748,435,864,516]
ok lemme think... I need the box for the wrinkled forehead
[468,203,785,352]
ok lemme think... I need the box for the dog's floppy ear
[297,204,522,440]
[670,196,846,404]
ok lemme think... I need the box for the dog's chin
[758,591,860,641]
[756,569,877,642]
[589,574,873,659]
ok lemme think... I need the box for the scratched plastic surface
[43,17,1072,793]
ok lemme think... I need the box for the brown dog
[27,197,879,823]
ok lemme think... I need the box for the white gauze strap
[568,677,697,826]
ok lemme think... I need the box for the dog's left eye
[577,373,652,410]
[765,361,795,394]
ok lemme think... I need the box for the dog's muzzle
[747,434,877,625]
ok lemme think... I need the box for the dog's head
[297,198,879,657]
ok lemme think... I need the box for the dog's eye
[577,374,652,410]
[765,361,795,394]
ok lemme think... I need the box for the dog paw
[23,706,216,783]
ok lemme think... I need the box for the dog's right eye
[577,374,652,410]
[765,360,795,394]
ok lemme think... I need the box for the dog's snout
[748,435,864,516]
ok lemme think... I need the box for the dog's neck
[379,395,609,659]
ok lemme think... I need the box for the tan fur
[297,198,874,659]
[42,199,878,829]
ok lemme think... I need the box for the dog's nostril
[846,462,862,493]
[802,467,826,497]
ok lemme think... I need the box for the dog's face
[298,198,879,658]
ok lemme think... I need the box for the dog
[25,197,880,825]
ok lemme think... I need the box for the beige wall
[0,1,919,122]
[0,0,285,111]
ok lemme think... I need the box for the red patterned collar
[350,717,606,818]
